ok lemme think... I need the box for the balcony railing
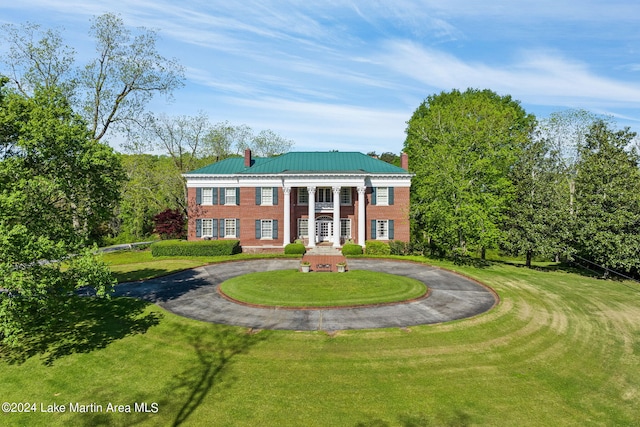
[315,202,333,212]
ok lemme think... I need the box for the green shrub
[284,243,306,255]
[389,240,411,256]
[364,240,391,255]
[151,239,241,257]
[341,243,363,255]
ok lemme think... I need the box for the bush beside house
[151,239,241,257]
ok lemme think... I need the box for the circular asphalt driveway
[114,259,498,331]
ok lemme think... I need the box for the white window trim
[298,218,308,238]
[261,219,273,240]
[225,188,236,205]
[340,218,351,238]
[377,187,389,206]
[340,188,352,205]
[376,219,389,240]
[202,188,213,205]
[224,218,236,238]
[261,187,273,206]
[202,218,214,237]
[297,188,309,205]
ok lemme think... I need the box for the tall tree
[80,13,185,142]
[0,81,119,348]
[501,136,569,267]
[573,121,640,274]
[404,89,536,255]
[0,22,76,98]
[1,13,185,143]
[538,109,614,217]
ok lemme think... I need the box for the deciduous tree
[404,89,535,255]
[573,121,640,273]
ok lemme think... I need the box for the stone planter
[300,263,310,273]
[336,263,346,273]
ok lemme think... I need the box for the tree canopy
[0,79,120,349]
[404,88,536,255]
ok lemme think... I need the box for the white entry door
[317,220,333,242]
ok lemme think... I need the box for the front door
[317,219,333,242]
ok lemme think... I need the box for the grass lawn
[219,270,427,307]
[1,255,639,426]
[102,250,299,282]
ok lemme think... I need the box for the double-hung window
[261,187,273,205]
[202,219,214,237]
[225,188,236,205]
[261,220,273,239]
[340,219,351,239]
[371,219,394,240]
[377,220,389,239]
[376,187,389,205]
[202,188,213,205]
[224,218,236,238]
[340,188,352,205]
[298,218,308,237]
[297,188,309,205]
[256,219,278,239]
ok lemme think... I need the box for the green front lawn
[219,270,427,307]
[102,250,298,282]
[1,255,639,426]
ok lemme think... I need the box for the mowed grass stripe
[1,257,639,425]
[219,269,427,307]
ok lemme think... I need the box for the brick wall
[187,185,411,245]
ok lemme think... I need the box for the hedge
[364,240,391,255]
[151,239,241,257]
[284,243,306,255]
[341,243,363,255]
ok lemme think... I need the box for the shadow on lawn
[0,297,162,365]
[166,327,269,427]
[356,409,472,426]
[113,269,210,303]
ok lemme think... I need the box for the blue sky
[2,0,640,153]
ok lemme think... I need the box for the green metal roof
[185,152,409,175]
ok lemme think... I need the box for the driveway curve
[114,259,498,331]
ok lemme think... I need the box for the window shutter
[212,187,218,205]
[236,188,240,205]
[255,188,261,205]
[236,219,240,238]
[371,187,377,205]
[212,219,218,238]
[196,188,202,205]
[389,220,395,239]
[389,187,394,205]
[219,188,224,204]
[371,219,377,239]
[255,220,261,239]
[273,219,279,239]
[219,219,224,237]
[273,187,278,205]
[196,219,202,238]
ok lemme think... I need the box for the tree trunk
[526,250,532,268]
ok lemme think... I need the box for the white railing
[315,202,333,211]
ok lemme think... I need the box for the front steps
[302,245,347,272]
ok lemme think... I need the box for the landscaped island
[218,269,427,307]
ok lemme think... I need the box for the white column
[307,186,316,247]
[332,186,341,247]
[282,187,291,247]
[357,186,366,246]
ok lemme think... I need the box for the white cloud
[378,40,640,109]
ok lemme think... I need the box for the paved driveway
[114,259,498,331]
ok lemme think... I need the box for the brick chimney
[400,152,408,170]
[244,149,252,167]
